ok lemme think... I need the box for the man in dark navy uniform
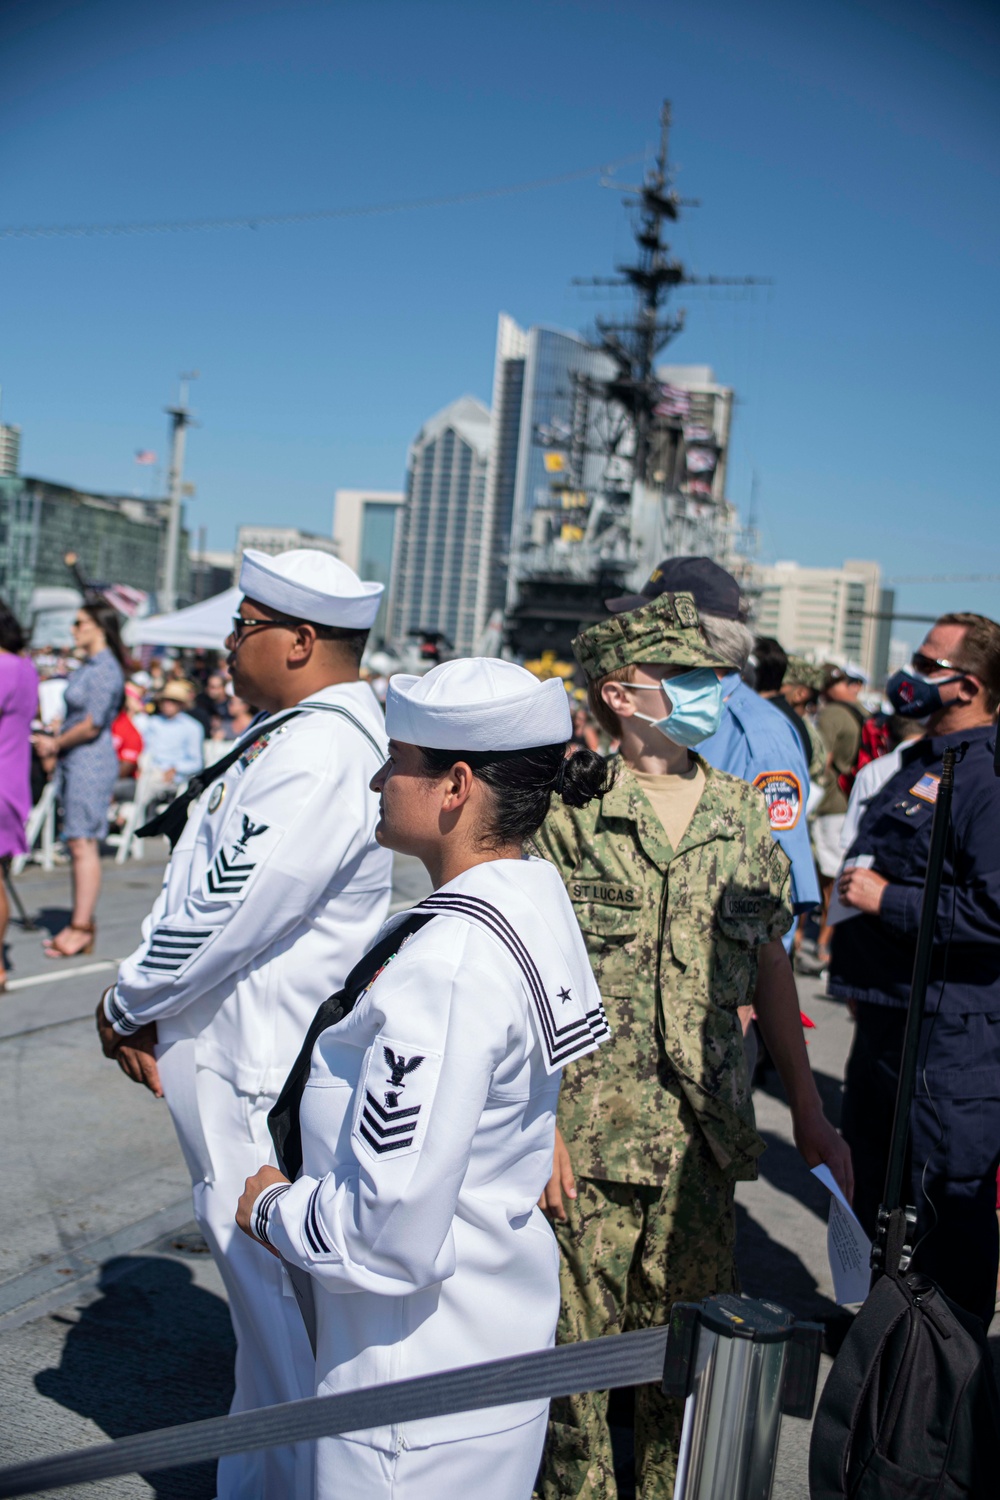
[830,611,1000,1327]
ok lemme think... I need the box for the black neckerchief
[137,698,385,851]
[136,709,300,849]
[268,913,434,1181]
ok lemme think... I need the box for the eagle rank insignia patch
[354,1033,441,1162]
[202,811,283,902]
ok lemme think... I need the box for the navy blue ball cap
[605,555,742,620]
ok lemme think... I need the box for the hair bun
[559,748,615,808]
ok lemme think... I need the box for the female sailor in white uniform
[237,658,612,1498]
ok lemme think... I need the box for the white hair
[700,613,755,673]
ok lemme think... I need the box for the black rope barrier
[0,1327,669,1496]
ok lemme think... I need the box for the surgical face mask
[885,666,964,720]
[624,668,725,747]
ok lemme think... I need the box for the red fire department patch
[752,770,803,831]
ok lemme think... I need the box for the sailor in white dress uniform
[237,658,614,1499]
[98,549,393,1499]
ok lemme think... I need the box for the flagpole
[161,373,197,612]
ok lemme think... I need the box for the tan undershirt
[631,760,706,851]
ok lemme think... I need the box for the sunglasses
[230,614,295,642]
[911,651,967,679]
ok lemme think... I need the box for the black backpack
[809,1266,1000,1499]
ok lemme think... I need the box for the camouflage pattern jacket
[532,757,792,1186]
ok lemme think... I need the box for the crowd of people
[1,548,998,1498]
[1,615,266,971]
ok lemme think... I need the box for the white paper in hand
[826,854,875,927]
[812,1164,872,1304]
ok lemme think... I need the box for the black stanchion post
[870,745,957,1284]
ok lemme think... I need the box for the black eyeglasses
[911,651,967,678]
[230,614,294,642]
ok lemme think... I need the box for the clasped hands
[95,988,163,1097]
[96,988,287,1252]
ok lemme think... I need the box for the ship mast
[503,102,766,660]
[584,102,686,483]
[576,101,766,484]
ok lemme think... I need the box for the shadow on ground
[35,1254,235,1499]
[31,905,74,940]
[735,1200,839,1325]
[754,1129,837,1227]
[755,1063,846,1131]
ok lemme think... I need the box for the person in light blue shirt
[606,556,820,917]
[699,671,819,913]
[143,683,205,785]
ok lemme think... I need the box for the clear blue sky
[2,0,997,636]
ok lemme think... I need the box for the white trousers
[316,1412,548,1500]
[184,1067,316,1500]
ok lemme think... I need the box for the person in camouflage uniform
[781,656,832,966]
[532,592,852,1499]
[782,656,829,793]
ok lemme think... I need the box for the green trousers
[537,1165,738,1499]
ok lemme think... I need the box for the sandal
[44,922,96,959]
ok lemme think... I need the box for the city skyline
[2,0,997,634]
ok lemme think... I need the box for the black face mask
[885,667,963,719]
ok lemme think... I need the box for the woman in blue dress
[33,600,128,957]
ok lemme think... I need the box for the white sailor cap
[385,658,573,751]
[238,548,383,629]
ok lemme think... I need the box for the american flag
[134,449,156,465]
[653,383,691,418]
[102,584,149,618]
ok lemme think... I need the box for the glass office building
[0,475,182,624]
[388,396,490,657]
[333,489,404,647]
[475,319,615,624]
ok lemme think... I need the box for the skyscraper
[0,423,21,477]
[333,488,405,646]
[477,319,615,635]
[388,395,490,656]
[474,315,527,642]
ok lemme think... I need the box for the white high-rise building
[0,423,21,477]
[388,396,491,656]
[754,559,894,686]
[233,525,339,581]
[474,314,528,643]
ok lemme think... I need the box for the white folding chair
[12,780,57,875]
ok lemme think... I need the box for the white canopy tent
[123,587,241,650]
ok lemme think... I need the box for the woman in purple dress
[0,600,40,992]
[32,600,127,959]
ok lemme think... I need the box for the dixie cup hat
[385,658,573,751]
[238,548,384,630]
